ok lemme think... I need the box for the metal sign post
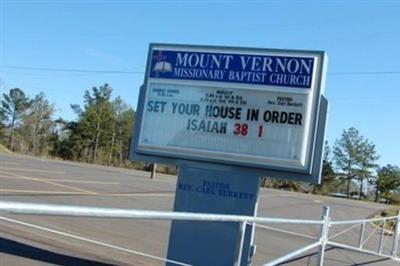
[167,164,261,265]
[131,43,328,265]
[150,163,157,179]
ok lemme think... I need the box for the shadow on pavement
[352,257,391,266]
[279,246,391,265]
[0,237,116,266]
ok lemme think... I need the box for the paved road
[0,153,398,265]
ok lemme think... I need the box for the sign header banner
[149,50,315,88]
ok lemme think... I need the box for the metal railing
[328,212,400,261]
[0,201,399,265]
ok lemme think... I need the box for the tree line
[1,85,399,203]
[322,128,399,203]
[266,128,400,204]
[0,84,134,167]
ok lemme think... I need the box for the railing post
[235,221,247,266]
[378,219,386,254]
[358,221,366,249]
[391,210,400,258]
[317,206,330,266]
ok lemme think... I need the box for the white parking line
[0,189,174,197]
[103,192,174,197]
[0,189,82,194]
[0,216,190,266]
[0,167,65,174]
[0,162,20,165]
[0,175,119,185]
[1,170,97,195]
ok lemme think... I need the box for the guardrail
[0,201,398,265]
[328,212,400,262]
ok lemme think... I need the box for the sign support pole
[150,163,157,179]
[166,164,261,266]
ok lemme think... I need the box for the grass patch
[0,144,11,153]
[384,206,400,217]
[372,206,400,233]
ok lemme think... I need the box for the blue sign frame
[131,43,328,184]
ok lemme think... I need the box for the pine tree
[1,88,31,150]
[333,128,363,198]
[375,165,400,203]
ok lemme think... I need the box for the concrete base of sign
[166,164,261,266]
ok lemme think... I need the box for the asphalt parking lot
[0,153,398,265]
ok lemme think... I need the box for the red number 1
[258,125,263,138]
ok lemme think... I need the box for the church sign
[133,43,328,179]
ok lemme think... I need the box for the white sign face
[136,44,326,172]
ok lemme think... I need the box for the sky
[1,0,399,167]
